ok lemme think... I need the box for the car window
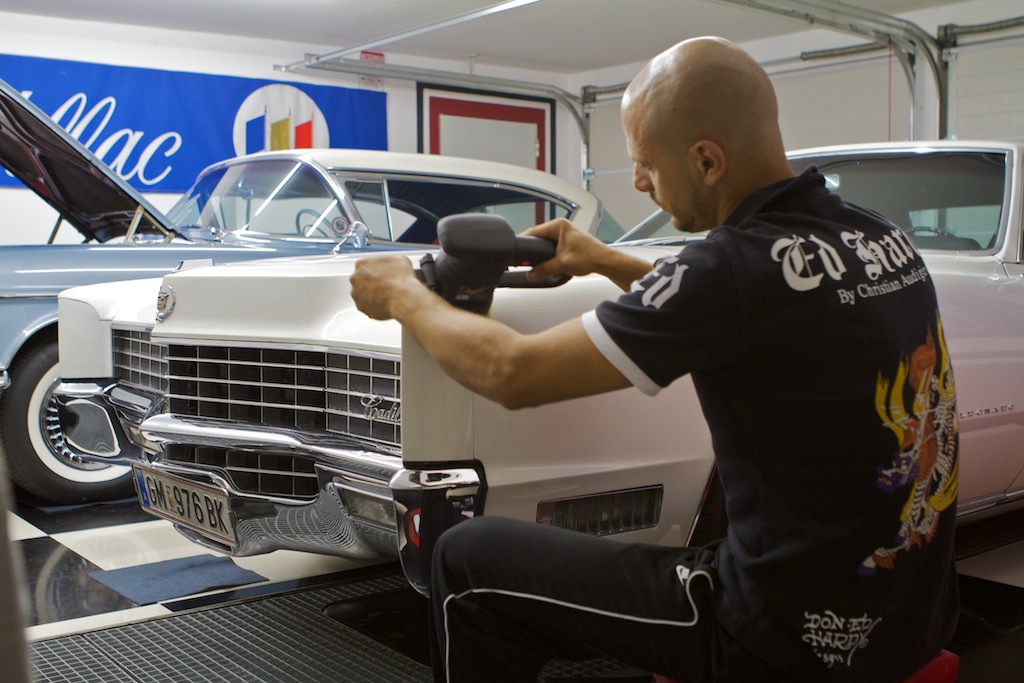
[331,173,578,244]
[594,210,626,243]
[339,180,393,239]
[619,211,676,241]
[791,151,1007,251]
[907,205,1001,249]
[617,210,708,245]
[167,160,350,239]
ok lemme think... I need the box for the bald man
[351,37,959,683]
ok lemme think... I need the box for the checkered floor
[8,491,1024,681]
[8,492,388,642]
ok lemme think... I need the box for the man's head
[622,36,792,232]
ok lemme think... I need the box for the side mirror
[334,221,370,252]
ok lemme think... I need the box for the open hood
[0,76,175,243]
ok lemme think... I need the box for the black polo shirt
[583,168,959,681]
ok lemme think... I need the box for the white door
[421,88,552,172]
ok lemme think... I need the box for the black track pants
[429,516,777,682]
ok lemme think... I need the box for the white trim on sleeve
[581,310,662,396]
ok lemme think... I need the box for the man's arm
[523,218,653,291]
[350,255,632,410]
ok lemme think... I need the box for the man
[351,36,959,683]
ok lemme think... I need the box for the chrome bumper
[0,370,9,393]
[391,466,485,596]
[53,379,162,464]
[138,457,402,558]
[139,414,486,582]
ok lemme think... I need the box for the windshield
[619,150,1008,253]
[166,160,348,239]
[166,159,609,245]
[790,150,1007,251]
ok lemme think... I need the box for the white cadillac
[55,140,1024,593]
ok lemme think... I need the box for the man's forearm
[523,219,653,290]
[350,256,534,400]
[388,279,530,405]
[350,252,632,409]
[594,249,655,291]
[388,279,629,409]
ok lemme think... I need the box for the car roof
[209,148,598,212]
[0,76,173,242]
[788,139,1022,158]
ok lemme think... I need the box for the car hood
[0,76,175,242]
[140,244,678,353]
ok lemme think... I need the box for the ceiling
[0,0,972,74]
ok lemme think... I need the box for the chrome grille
[166,345,401,450]
[112,329,168,394]
[165,444,319,498]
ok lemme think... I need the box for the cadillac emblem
[360,394,401,424]
[155,284,176,322]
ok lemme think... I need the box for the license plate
[134,464,235,546]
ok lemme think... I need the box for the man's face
[623,109,714,234]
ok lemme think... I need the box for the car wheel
[0,337,133,504]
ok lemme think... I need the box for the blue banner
[0,54,388,192]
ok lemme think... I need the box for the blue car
[0,76,623,503]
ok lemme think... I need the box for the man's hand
[351,255,422,321]
[351,229,632,410]
[523,218,608,281]
[524,218,653,292]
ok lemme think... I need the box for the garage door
[948,42,1024,141]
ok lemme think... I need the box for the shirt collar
[721,166,828,227]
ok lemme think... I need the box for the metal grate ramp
[30,572,430,683]
[29,569,632,682]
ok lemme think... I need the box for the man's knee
[431,517,488,601]
[435,516,509,569]
[432,517,532,592]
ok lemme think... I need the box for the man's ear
[689,140,726,186]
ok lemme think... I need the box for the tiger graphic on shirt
[862,314,959,576]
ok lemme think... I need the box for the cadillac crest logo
[232,84,329,155]
[155,284,175,322]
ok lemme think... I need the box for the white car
[19,145,622,504]
[54,140,1023,593]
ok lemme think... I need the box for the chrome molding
[390,465,485,596]
[390,467,482,492]
[54,379,151,464]
[141,413,402,475]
